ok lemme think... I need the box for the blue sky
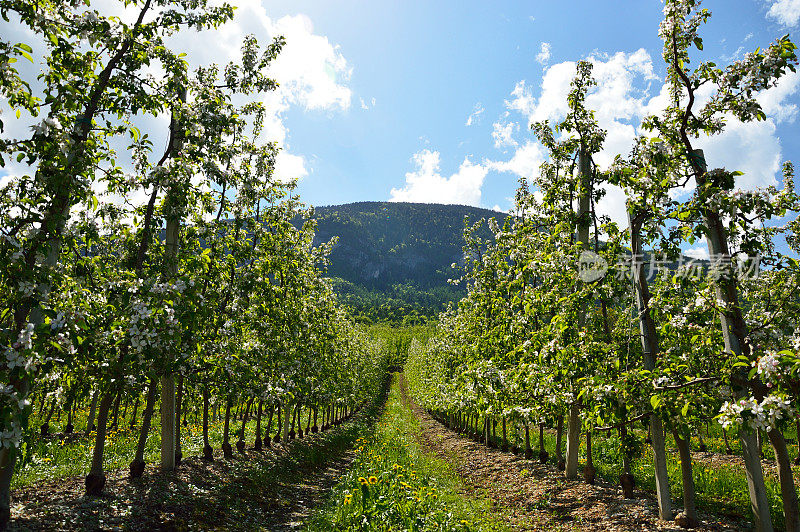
[238,0,800,229]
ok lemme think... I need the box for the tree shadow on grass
[9,376,391,531]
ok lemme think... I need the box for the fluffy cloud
[389,150,489,206]
[766,0,800,26]
[1,2,352,187]
[495,48,797,226]
[487,141,545,178]
[492,121,518,149]
[536,42,552,65]
[466,103,485,126]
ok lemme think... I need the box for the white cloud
[536,42,552,65]
[492,122,518,149]
[389,150,489,206]
[466,103,485,126]
[685,245,710,260]
[274,151,309,183]
[360,98,369,109]
[1,3,351,192]
[766,0,800,26]
[487,141,545,178]
[756,70,800,123]
[495,47,797,227]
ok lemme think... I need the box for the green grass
[307,374,509,531]
[17,401,327,489]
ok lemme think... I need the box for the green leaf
[650,395,661,410]
[681,402,690,417]
[15,43,32,53]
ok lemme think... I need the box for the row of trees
[0,0,385,527]
[407,1,800,530]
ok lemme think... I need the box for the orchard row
[407,2,800,531]
[0,0,385,527]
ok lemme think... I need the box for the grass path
[306,373,510,531]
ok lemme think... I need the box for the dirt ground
[8,418,363,531]
[398,373,752,532]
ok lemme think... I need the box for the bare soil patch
[398,373,751,531]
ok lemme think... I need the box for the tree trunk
[174,375,183,465]
[672,427,698,528]
[40,398,57,436]
[129,394,140,429]
[692,149,773,531]
[160,375,176,469]
[628,207,673,521]
[237,398,253,453]
[525,425,533,459]
[110,389,122,429]
[130,378,158,479]
[86,390,99,434]
[86,391,115,495]
[620,424,636,498]
[274,405,282,444]
[565,403,581,479]
[539,424,549,463]
[556,414,565,470]
[254,401,263,451]
[767,429,800,532]
[282,402,291,442]
[264,405,274,447]
[202,384,213,460]
[222,397,233,458]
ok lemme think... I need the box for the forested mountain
[304,202,505,323]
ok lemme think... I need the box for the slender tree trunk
[85,391,115,495]
[174,375,183,465]
[282,402,291,442]
[130,378,158,479]
[86,390,99,434]
[620,424,635,498]
[64,393,76,434]
[254,401,263,451]
[767,429,800,532]
[129,394,140,429]
[288,403,297,440]
[692,149,773,531]
[202,384,213,460]
[264,405,274,447]
[222,397,233,458]
[525,425,533,459]
[628,207,673,521]
[274,404,282,444]
[672,427,698,528]
[237,398,253,453]
[110,389,122,429]
[40,398,57,436]
[565,403,581,479]
[723,428,734,455]
[539,423,549,463]
[556,414,565,470]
